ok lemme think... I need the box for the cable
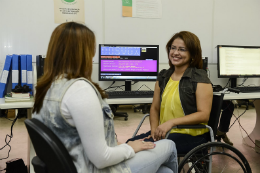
[235,107,260,149]
[224,79,231,88]
[0,115,19,160]
[106,81,139,91]
[104,81,115,91]
[222,101,232,112]
[230,104,260,150]
[136,84,152,91]
[4,117,14,121]
[237,77,248,87]
[229,107,247,129]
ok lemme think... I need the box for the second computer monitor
[217,45,260,87]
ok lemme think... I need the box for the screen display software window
[219,47,260,76]
[99,45,159,81]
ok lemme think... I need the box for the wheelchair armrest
[132,114,150,138]
[165,125,206,138]
[175,125,207,129]
[166,125,214,142]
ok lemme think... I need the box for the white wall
[1,0,260,88]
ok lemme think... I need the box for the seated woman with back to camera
[127,31,213,154]
[32,22,178,173]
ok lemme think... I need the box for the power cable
[137,84,152,91]
[0,115,19,160]
[104,81,115,91]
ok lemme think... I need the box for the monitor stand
[110,80,132,121]
[125,80,132,91]
[230,78,237,88]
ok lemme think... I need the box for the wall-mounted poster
[122,0,162,18]
[53,0,85,24]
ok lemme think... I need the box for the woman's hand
[154,120,173,141]
[143,130,155,141]
[127,140,156,153]
[143,135,153,141]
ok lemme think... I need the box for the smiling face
[168,38,191,69]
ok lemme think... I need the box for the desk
[107,92,260,149]
[106,98,153,105]
[0,98,34,173]
[223,92,260,148]
[106,92,260,104]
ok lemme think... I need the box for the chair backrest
[207,93,224,138]
[24,119,77,173]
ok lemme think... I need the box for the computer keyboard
[106,90,154,99]
[234,86,260,93]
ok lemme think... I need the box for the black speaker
[202,57,208,71]
[36,55,45,79]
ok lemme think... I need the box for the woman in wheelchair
[32,22,178,173]
[127,31,213,155]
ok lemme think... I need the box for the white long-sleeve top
[60,80,135,169]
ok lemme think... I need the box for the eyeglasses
[169,46,187,53]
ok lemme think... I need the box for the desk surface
[0,92,260,108]
[223,92,260,100]
[0,98,34,109]
[106,92,260,105]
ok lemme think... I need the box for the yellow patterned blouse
[160,77,209,136]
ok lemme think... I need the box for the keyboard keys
[234,86,260,93]
[106,91,154,99]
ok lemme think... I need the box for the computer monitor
[217,45,260,87]
[98,44,159,91]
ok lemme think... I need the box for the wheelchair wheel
[178,142,251,173]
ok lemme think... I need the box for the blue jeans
[125,139,178,173]
[126,131,209,155]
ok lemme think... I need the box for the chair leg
[110,104,128,121]
[246,101,249,110]
[114,112,128,121]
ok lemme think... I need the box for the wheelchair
[132,89,252,173]
[178,142,251,173]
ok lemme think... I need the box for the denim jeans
[125,139,178,173]
[127,131,209,155]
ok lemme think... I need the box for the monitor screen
[98,44,159,81]
[217,45,260,78]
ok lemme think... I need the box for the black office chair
[237,99,255,110]
[110,104,128,121]
[133,104,151,114]
[132,93,252,172]
[24,119,77,173]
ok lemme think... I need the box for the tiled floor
[0,105,259,172]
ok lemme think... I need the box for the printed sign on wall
[53,0,85,24]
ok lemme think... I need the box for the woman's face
[168,38,191,68]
